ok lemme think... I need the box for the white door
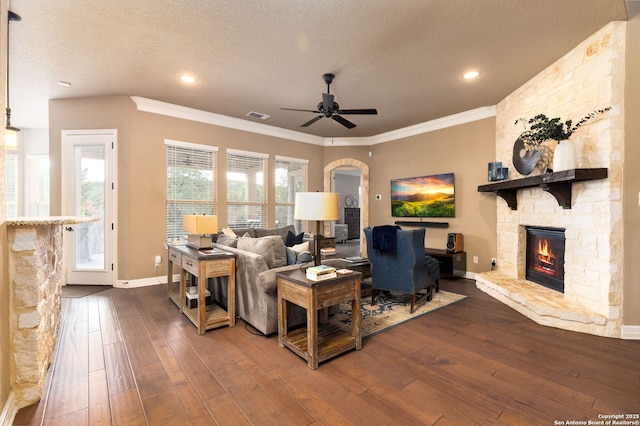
[62,130,117,285]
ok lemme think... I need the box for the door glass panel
[74,145,105,271]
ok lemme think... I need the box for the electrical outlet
[155,255,162,266]
[473,256,479,264]
[491,258,497,266]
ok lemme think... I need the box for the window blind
[166,141,218,241]
[227,149,268,228]
[275,155,308,230]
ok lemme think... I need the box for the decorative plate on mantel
[512,134,541,175]
[512,135,554,176]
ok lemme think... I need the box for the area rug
[329,289,467,337]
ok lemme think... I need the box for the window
[6,153,18,218]
[275,155,308,230]
[227,149,268,228]
[25,155,50,216]
[166,140,218,241]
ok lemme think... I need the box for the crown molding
[131,96,496,147]
[131,96,325,145]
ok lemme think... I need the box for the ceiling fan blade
[332,115,356,129]
[336,108,378,115]
[322,93,334,112]
[281,107,321,113]
[301,116,323,127]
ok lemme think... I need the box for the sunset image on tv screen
[390,173,455,218]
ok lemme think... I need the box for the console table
[277,269,362,369]
[167,244,236,334]
[425,248,466,278]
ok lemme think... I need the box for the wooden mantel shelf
[477,168,608,210]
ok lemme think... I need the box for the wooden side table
[167,244,236,334]
[277,269,362,369]
[425,248,466,278]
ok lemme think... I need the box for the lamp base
[187,234,212,250]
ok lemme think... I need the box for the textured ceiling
[7,1,629,138]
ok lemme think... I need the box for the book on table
[306,264,337,281]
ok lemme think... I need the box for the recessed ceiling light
[180,75,197,84]
[57,80,72,87]
[463,71,480,79]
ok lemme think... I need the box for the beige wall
[624,5,640,326]
[321,118,498,275]
[365,119,498,272]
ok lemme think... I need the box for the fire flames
[535,238,557,274]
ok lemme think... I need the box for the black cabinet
[344,208,360,239]
[425,248,466,278]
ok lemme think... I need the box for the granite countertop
[7,216,100,226]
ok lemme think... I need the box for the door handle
[65,226,74,232]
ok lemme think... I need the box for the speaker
[446,233,463,253]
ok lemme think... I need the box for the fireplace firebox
[526,226,565,293]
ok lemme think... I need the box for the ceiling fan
[281,73,378,129]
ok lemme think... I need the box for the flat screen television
[390,173,455,218]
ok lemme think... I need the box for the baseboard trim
[0,392,17,426]
[115,274,176,289]
[621,325,640,340]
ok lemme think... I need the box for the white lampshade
[183,214,218,249]
[294,192,340,221]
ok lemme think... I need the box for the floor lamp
[294,192,340,266]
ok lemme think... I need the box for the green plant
[515,107,611,150]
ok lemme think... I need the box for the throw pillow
[221,226,237,237]
[255,225,296,242]
[286,247,313,265]
[216,234,238,247]
[237,235,287,268]
[285,230,304,247]
[290,241,309,253]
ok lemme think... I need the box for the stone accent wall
[476,22,626,337]
[8,224,64,408]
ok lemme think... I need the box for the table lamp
[294,192,339,265]
[183,214,218,249]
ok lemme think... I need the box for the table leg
[277,279,286,348]
[307,287,318,370]
[353,278,362,350]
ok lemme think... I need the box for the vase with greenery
[515,107,611,172]
[515,107,611,150]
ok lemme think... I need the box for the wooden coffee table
[276,268,362,369]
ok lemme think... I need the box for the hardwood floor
[14,279,640,425]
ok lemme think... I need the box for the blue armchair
[364,226,440,313]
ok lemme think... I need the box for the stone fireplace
[475,22,625,338]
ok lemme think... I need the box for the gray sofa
[210,225,343,335]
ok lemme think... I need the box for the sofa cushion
[237,235,287,268]
[285,230,304,247]
[216,233,238,247]
[255,225,296,242]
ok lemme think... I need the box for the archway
[324,158,369,256]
